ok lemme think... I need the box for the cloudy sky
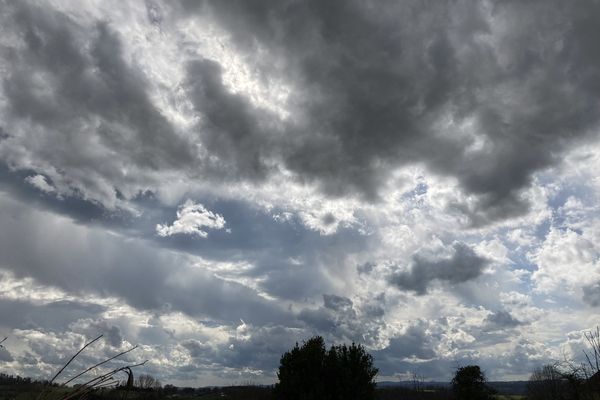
[0,0,599,386]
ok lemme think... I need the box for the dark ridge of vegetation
[375,385,452,400]
[0,373,54,386]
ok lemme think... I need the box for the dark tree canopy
[451,365,495,400]
[275,336,378,400]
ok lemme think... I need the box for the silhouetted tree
[325,342,379,400]
[275,336,378,400]
[135,373,161,390]
[276,336,327,400]
[451,365,495,400]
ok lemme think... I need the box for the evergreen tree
[451,365,495,400]
[275,336,378,400]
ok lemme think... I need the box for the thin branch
[60,361,147,400]
[62,345,139,386]
[50,334,103,384]
[585,352,595,374]
[78,360,147,391]
[583,327,600,375]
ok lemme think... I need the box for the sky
[0,0,599,386]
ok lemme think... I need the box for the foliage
[451,365,495,400]
[274,336,378,400]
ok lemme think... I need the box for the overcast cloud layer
[1,0,600,385]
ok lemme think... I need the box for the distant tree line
[0,372,55,386]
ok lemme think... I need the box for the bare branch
[50,334,103,384]
[583,327,600,375]
[62,345,139,386]
[60,360,148,400]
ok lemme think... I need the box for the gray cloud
[0,346,12,362]
[390,243,488,295]
[0,299,105,333]
[13,3,191,167]
[1,0,597,223]
[74,319,124,348]
[583,282,600,307]
[182,325,308,374]
[297,294,386,347]
[323,294,353,312]
[0,194,290,327]
[297,308,337,333]
[186,59,282,182]
[182,339,215,360]
[174,0,600,221]
[483,310,522,330]
[0,1,194,207]
[221,326,302,372]
[372,321,438,377]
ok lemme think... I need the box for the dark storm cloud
[1,0,597,223]
[389,243,488,295]
[175,0,600,221]
[186,59,282,181]
[2,1,193,169]
[0,1,196,208]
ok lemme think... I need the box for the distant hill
[488,381,529,395]
[376,381,449,388]
[376,380,528,395]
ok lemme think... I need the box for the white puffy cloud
[24,174,55,194]
[532,227,600,298]
[156,200,226,238]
